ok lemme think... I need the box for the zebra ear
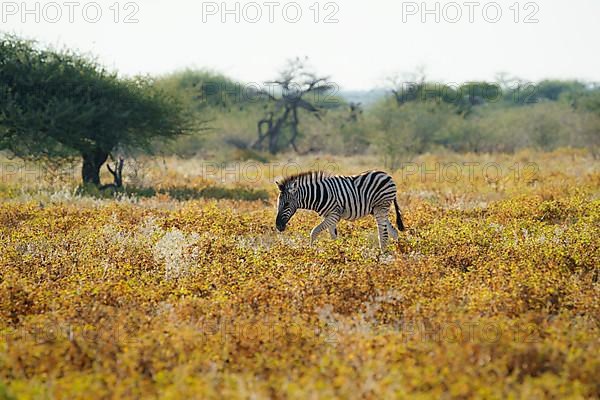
[276,180,285,192]
[288,180,298,193]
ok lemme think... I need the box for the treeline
[1,34,599,188]
[155,69,600,163]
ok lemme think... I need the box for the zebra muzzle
[275,217,287,232]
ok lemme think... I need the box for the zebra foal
[275,170,405,250]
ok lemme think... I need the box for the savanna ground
[0,149,599,399]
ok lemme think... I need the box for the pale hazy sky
[3,0,600,89]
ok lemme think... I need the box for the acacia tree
[389,71,492,117]
[0,35,189,186]
[252,58,334,154]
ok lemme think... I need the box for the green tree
[534,80,587,102]
[373,99,457,167]
[0,35,189,186]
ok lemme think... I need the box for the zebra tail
[394,198,405,231]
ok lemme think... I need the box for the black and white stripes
[275,170,405,249]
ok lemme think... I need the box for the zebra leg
[373,208,390,250]
[386,220,399,240]
[310,213,340,246]
[328,225,338,239]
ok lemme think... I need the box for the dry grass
[0,149,599,399]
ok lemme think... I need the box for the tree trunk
[289,107,300,153]
[268,108,291,154]
[81,150,109,185]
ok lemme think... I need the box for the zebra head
[275,179,299,232]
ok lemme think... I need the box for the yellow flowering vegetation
[0,149,599,399]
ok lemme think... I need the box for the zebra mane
[279,170,331,187]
